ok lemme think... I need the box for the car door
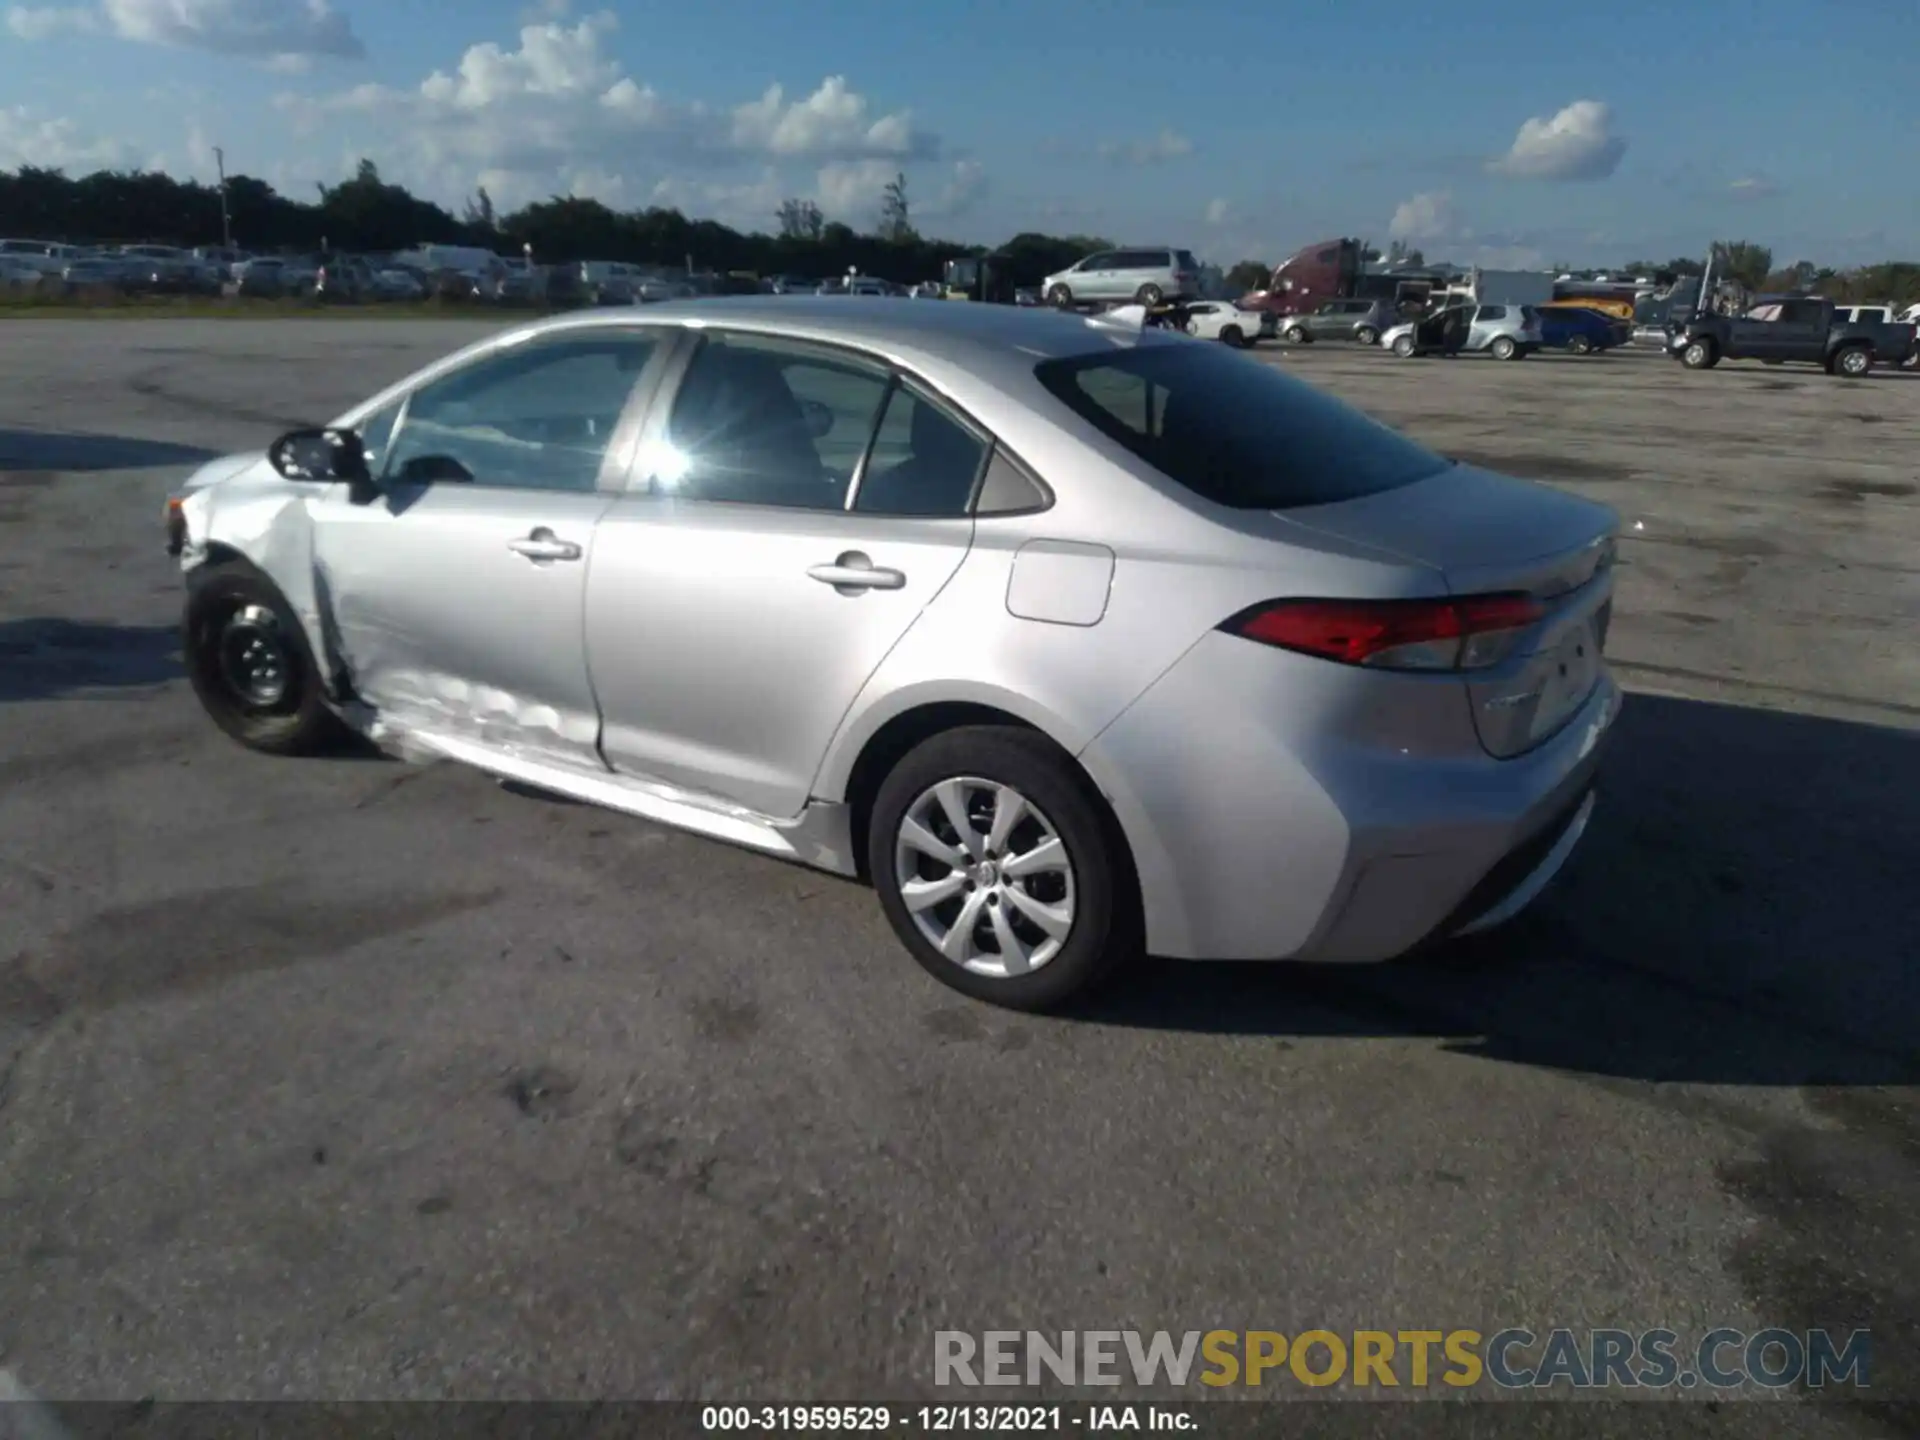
[308,327,673,769]
[585,329,989,820]
[1467,304,1508,351]
[1074,251,1119,300]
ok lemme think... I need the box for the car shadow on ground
[0,617,182,702]
[1085,692,1920,1088]
[0,429,220,472]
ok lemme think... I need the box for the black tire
[183,559,345,755]
[1679,339,1716,370]
[1832,344,1872,379]
[868,726,1140,1012]
[1490,335,1518,361]
[1568,334,1593,355]
[1391,333,1416,358]
[1355,326,1378,346]
[1283,325,1307,343]
[1219,324,1244,347]
[1046,283,1073,308]
[1134,283,1164,305]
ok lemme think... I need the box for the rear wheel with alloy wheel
[869,727,1138,1011]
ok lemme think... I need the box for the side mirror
[268,427,377,504]
[800,399,835,440]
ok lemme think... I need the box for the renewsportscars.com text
[934,1329,1871,1391]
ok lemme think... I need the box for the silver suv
[1043,246,1200,307]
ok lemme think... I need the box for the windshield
[1034,343,1448,511]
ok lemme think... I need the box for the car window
[663,333,890,510]
[381,331,660,492]
[1034,341,1447,511]
[355,399,403,476]
[1478,305,1507,321]
[852,383,989,517]
[1078,252,1113,271]
[1175,251,1200,272]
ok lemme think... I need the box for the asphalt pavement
[0,318,1915,1435]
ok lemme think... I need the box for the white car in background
[1180,300,1273,347]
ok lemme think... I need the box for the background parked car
[1042,246,1202,307]
[1535,305,1630,355]
[1279,298,1397,345]
[234,258,288,296]
[1181,299,1274,346]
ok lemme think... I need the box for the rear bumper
[1078,631,1622,962]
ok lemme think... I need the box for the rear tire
[1568,334,1594,355]
[1220,324,1244,347]
[1283,325,1307,343]
[869,727,1139,1012]
[1490,335,1518,361]
[1134,283,1164,306]
[183,560,346,755]
[1391,334,1416,358]
[1355,326,1378,346]
[1832,344,1872,379]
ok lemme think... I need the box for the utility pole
[213,146,232,250]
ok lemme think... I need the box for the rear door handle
[507,527,582,562]
[808,551,905,592]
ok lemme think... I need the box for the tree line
[4,159,1914,304]
[0,159,1114,289]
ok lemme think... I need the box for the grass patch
[0,293,562,320]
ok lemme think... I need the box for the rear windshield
[1033,342,1447,510]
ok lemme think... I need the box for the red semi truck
[1239,238,1442,320]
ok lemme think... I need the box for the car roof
[494,296,1186,383]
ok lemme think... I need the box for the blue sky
[2,0,1915,268]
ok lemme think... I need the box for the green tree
[1225,260,1270,292]
[776,197,823,241]
[1710,240,1772,290]
[877,172,915,243]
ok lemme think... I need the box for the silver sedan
[167,298,1622,1010]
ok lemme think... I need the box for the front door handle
[808,551,905,592]
[507,527,582,562]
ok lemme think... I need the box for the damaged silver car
[168,298,1620,1010]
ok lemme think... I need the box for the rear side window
[1175,251,1199,272]
[1035,343,1447,511]
[1479,305,1507,321]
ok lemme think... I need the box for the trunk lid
[1281,462,1619,757]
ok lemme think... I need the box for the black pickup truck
[1667,296,1917,378]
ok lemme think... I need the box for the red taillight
[1223,594,1545,671]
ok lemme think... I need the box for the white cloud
[1099,128,1193,166]
[1488,100,1625,181]
[1204,197,1229,226]
[273,16,937,212]
[9,0,363,58]
[731,76,920,160]
[1388,190,1458,241]
[1728,176,1778,199]
[922,159,985,220]
[5,4,97,37]
[0,105,133,171]
[813,159,899,223]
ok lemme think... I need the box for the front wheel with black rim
[184,560,345,755]
[1220,324,1244,347]
[869,727,1139,1011]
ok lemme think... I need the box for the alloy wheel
[893,777,1076,978]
